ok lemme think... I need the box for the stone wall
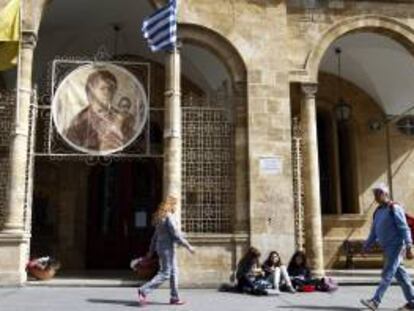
[180,0,296,273]
[292,72,414,268]
[287,1,414,269]
[1,0,413,285]
[389,119,414,230]
[287,1,414,76]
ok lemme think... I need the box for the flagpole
[143,0,182,224]
[163,41,182,226]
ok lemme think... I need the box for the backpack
[404,212,414,241]
[316,277,338,292]
[374,201,414,240]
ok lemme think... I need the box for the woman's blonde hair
[152,195,178,225]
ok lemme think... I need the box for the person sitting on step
[262,251,295,294]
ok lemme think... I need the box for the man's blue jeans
[373,245,414,304]
[140,246,179,299]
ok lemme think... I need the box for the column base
[312,268,326,278]
[2,225,25,235]
[0,233,30,285]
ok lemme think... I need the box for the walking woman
[137,196,195,306]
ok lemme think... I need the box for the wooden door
[86,159,162,269]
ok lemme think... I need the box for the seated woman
[287,251,313,290]
[236,247,266,294]
[262,251,295,294]
[287,251,338,293]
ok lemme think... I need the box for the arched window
[181,45,236,233]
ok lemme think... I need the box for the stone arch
[41,2,247,84]
[306,15,414,83]
[179,23,247,84]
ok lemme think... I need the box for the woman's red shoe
[170,298,186,305]
[137,289,147,306]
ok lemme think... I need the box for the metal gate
[182,91,235,233]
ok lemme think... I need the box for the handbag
[131,256,159,280]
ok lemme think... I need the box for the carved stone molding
[21,31,38,49]
[301,83,318,98]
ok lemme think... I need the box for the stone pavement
[0,286,411,311]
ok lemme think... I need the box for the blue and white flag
[142,0,177,52]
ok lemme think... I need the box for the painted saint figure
[65,70,136,152]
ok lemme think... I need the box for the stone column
[0,30,37,285]
[163,47,182,223]
[301,83,324,277]
[3,31,37,234]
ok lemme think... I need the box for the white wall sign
[260,156,283,175]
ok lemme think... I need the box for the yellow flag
[0,0,20,71]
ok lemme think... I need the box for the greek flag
[142,0,177,52]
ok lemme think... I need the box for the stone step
[25,269,414,288]
[326,269,414,285]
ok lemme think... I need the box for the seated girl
[262,251,295,294]
[236,247,266,295]
[287,251,313,290]
[287,251,338,293]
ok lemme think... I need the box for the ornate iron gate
[292,117,305,251]
[182,92,235,233]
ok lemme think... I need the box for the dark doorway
[86,158,162,269]
[336,122,357,214]
[317,109,358,215]
[317,112,336,215]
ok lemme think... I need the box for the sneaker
[397,303,414,310]
[170,298,186,305]
[360,299,379,310]
[137,289,147,306]
[287,286,296,294]
[268,288,280,295]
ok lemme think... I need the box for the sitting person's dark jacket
[236,247,263,293]
[287,250,338,292]
[287,251,313,289]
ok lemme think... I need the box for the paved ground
[0,286,412,311]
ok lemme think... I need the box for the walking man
[360,183,414,310]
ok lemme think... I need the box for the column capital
[21,31,38,49]
[176,40,183,49]
[301,83,318,98]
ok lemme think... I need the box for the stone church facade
[1,0,414,285]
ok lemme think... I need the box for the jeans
[236,275,255,292]
[266,266,293,290]
[140,246,179,299]
[373,245,414,304]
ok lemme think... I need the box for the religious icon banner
[51,63,149,156]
